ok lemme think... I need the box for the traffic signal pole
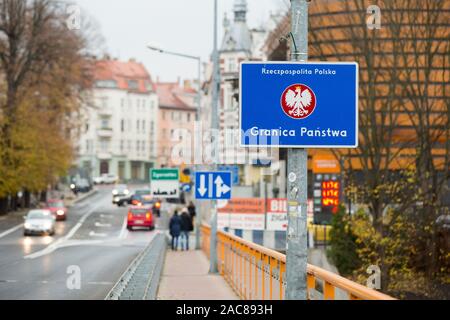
[285,0,309,300]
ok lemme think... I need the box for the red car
[127,206,155,231]
[46,199,68,221]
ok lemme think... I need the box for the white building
[76,58,158,182]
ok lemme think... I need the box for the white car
[93,173,118,185]
[103,173,119,184]
[24,210,56,236]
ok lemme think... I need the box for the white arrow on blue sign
[195,172,232,200]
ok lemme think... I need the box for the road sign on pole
[195,172,232,200]
[218,165,239,185]
[150,168,180,199]
[240,61,358,148]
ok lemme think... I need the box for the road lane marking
[24,198,107,259]
[0,224,24,239]
[95,222,112,228]
[118,216,128,239]
[89,231,108,237]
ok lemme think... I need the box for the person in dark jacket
[169,210,182,250]
[187,201,196,231]
[187,201,196,218]
[180,208,193,251]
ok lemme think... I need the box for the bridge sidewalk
[157,249,239,300]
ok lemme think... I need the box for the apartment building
[76,58,158,182]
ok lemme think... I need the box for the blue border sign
[240,61,358,148]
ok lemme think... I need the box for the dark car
[130,189,154,206]
[70,178,92,194]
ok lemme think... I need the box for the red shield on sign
[280,83,317,119]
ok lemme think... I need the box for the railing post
[324,281,335,300]
[280,263,286,300]
[307,274,316,300]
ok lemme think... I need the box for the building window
[128,80,138,90]
[121,119,124,132]
[101,118,109,129]
[101,97,108,109]
[100,140,109,151]
[136,141,140,152]
[187,113,191,122]
[142,141,145,152]
[142,120,146,133]
[121,98,125,108]
[136,120,140,132]
[96,80,117,88]
[227,58,237,72]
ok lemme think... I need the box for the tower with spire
[205,0,267,168]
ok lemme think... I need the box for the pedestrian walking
[169,210,182,251]
[180,207,193,251]
[187,201,196,228]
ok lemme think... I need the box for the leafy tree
[0,0,93,213]
[328,206,361,276]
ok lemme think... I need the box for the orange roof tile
[93,59,155,93]
[155,82,197,110]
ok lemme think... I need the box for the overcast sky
[74,0,287,83]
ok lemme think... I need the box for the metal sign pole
[285,0,309,300]
[209,0,219,274]
[195,57,202,250]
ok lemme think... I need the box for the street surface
[0,186,160,300]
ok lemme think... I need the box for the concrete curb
[67,189,98,207]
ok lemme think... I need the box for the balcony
[97,128,113,138]
[97,152,112,160]
[98,107,113,116]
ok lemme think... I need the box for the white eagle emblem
[284,86,313,117]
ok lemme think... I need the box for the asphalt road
[0,186,161,300]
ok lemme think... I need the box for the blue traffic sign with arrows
[195,172,232,200]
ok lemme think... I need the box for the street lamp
[146,44,203,250]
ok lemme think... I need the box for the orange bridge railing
[201,224,395,300]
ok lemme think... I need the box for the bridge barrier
[201,224,395,300]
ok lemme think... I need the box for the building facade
[202,0,285,193]
[76,58,158,182]
[155,81,197,168]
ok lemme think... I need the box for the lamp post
[147,45,203,250]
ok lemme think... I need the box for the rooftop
[93,58,155,94]
[155,82,197,111]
